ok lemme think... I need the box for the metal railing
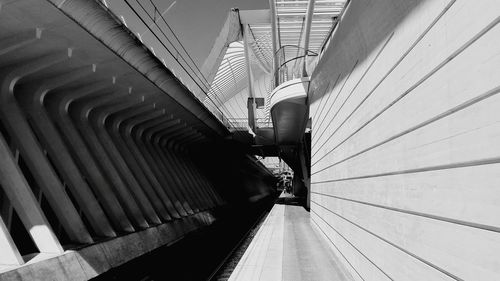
[274,45,318,86]
[226,118,273,129]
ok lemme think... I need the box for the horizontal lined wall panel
[312,6,500,170]
[311,203,457,281]
[313,89,500,179]
[312,163,500,230]
[310,0,455,157]
[311,194,500,280]
[310,211,391,281]
[309,0,500,279]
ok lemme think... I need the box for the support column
[143,122,198,213]
[119,110,183,218]
[16,68,116,238]
[173,140,224,205]
[0,216,22,265]
[298,145,311,210]
[0,54,92,244]
[269,0,280,86]
[174,140,222,206]
[71,94,150,229]
[0,131,63,254]
[243,24,257,132]
[107,102,173,221]
[92,99,166,223]
[178,151,224,206]
[157,131,207,211]
[161,134,214,210]
[302,0,316,76]
[132,116,191,216]
[171,139,218,209]
[44,84,134,233]
[88,99,161,225]
[168,139,213,208]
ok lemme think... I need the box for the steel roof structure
[202,0,348,129]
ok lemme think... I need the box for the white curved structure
[270,77,310,145]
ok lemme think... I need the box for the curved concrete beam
[90,97,165,224]
[121,111,188,217]
[71,93,151,228]
[143,122,200,213]
[48,0,229,138]
[159,131,215,210]
[44,82,135,233]
[153,128,207,211]
[132,115,191,216]
[0,52,93,244]
[117,109,184,219]
[15,66,116,238]
[105,101,175,221]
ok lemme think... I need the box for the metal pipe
[243,24,257,132]
[269,0,280,87]
[302,0,316,76]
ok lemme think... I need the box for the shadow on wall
[307,0,500,279]
[309,0,426,102]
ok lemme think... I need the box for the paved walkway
[228,193,353,281]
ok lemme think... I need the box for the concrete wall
[308,0,500,280]
[0,0,272,279]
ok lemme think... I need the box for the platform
[228,193,353,281]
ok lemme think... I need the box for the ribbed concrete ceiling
[0,0,229,148]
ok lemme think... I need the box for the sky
[155,0,269,65]
[108,0,269,66]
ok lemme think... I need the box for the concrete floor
[228,193,353,281]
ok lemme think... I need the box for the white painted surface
[229,204,285,281]
[229,193,352,281]
[309,0,500,280]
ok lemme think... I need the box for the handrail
[274,44,319,56]
[226,117,273,128]
[279,54,316,69]
[273,45,318,86]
